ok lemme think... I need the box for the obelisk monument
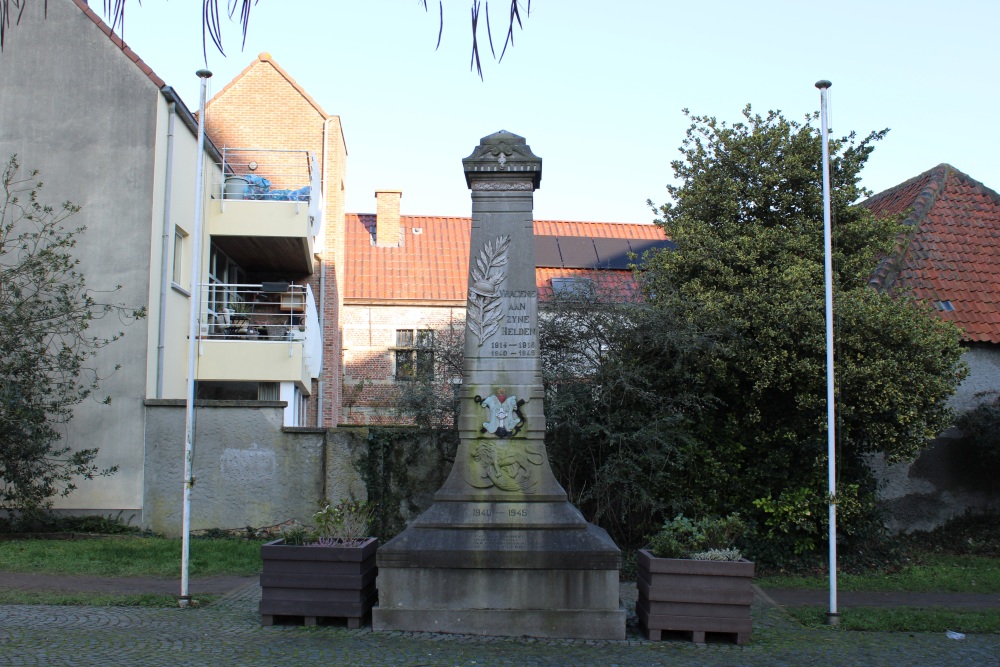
[373,131,624,640]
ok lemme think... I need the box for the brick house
[202,53,347,427]
[864,164,1000,529]
[340,202,670,424]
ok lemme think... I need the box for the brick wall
[341,304,465,424]
[204,54,346,426]
[374,190,402,247]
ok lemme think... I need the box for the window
[207,244,246,319]
[395,329,434,380]
[551,277,595,299]
[172,227,187,287]
[258,383,279,401]
[196,381,259,400]
[934,300,955,312]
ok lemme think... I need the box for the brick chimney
[375,190,403,247]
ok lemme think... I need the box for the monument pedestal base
[373,515,626,639]
[374,604,626,640]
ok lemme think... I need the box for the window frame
[171,227,188,289]
[394,328,435,381]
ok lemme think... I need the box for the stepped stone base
[373,518,625,639]
[374,605,626,639]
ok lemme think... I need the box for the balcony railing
[217,147,317,200]
[213,147,324,239]
[200,283,309,341]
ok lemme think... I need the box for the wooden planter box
[636,548,754,644]
[259,537,378,627]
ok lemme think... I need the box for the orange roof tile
[865,164,1000,344]
[534,220,665,239]
[344,215,666,303]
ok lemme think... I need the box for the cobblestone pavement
[1,583,997,667]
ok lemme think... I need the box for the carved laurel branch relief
[467,235,511,346]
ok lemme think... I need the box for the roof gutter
[159,86,225,167]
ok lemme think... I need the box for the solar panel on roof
[557,237,600,268]
[593,238,632,269]
[534,235,563,268]
[628,238,675,262]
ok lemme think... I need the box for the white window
[207,244,245,319]
[172,227,187,287]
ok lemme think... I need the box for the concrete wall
[143,400,450,536]
[152,98,224,402]
[0,0,160,511]
[876,344,1000,532]
[143,401,331,536]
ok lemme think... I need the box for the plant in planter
[637,513,754,644]
[259,500,378,627]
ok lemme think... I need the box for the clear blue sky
[114,0,998,224]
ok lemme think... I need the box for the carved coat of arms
[462,388,541,493]
[480,388,521,438]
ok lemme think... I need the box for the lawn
[0,590,219,608]
[756,553,1000,594]
[0,536,264,578]
[785,606,1000,634]
[754,513,1000,633]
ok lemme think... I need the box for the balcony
[207,148,324,278]
[196,283,322,393]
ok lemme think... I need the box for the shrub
[277,500,372,547]
[647,513,746,559]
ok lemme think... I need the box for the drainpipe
[180,69,212,609]
[155,102,177,399]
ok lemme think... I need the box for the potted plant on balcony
[259,500,378,627]
[637,513,754,644]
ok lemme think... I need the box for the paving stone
[1,584,998,666]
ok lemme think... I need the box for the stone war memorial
[373,131,625,639]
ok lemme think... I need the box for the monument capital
[462,130,542,190]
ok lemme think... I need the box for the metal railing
[215,147,319,203]
[199,283,308,340]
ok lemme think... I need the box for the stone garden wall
[143,400,448,537]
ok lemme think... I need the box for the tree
[540,280,718,548]
[0,156,142,520]
[642,107,968,565]
[0,0,530,78]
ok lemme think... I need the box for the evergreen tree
[643,107,967,564]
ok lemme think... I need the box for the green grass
[757,554,1000,594]
[785,606,1000,633]
[0,589,220,607]
[0,537,264,577]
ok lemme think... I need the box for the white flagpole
[815,79,839,626]
[180,68,212,608]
